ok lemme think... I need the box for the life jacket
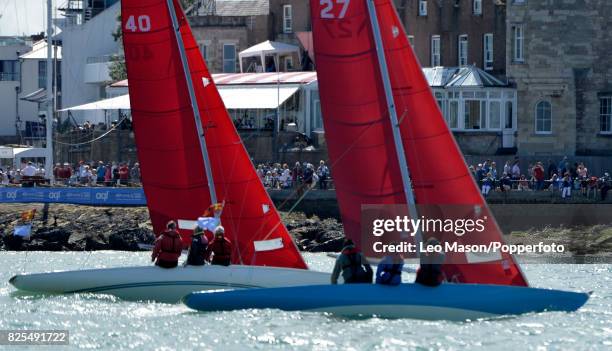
[210,237,232,265]
[341,248,372,284]
[157,230,183,263]
[415,264,443,287]
[187,235,208,266]
[377,263,402,286]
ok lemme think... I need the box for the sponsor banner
[0,188,147,206]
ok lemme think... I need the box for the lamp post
[45,0,54,181]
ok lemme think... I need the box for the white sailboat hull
[9,265,331,303]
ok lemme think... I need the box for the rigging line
[53,115,129,146]
[263,118,379,241]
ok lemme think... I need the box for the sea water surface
[0,252,610,350]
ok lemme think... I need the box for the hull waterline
[9,265,331,303]
[183,283,590,321]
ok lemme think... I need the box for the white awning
[0,147,47,159]
[239,40,300,58]
[218,86,299,109]
[59,95,131,111]
[58,85,298,112]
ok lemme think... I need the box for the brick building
[395,0,507,75]
[188,0,308,73]
[506,0,612,159]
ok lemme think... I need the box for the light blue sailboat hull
[183,283,589,320]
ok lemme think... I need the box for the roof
[59,95,130,111]
[110,72,318,88]
[193,0,270,16]
[110,68,505,89]
[239,40,300,58]
[423,66,507,88]
[61,86,299,111]
[19,42,62,60]
[20,88,48,103]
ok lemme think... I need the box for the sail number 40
[125,15,152,32]
[320,0,350,19]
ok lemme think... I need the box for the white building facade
[58,1,120,124]
[0,37,32,141]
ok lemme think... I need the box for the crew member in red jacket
[206,226,232,266]
[152,221,183,268]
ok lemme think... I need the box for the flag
[202,202,224,218]
[21,209,36,222]
[14,224,32,240]
[197,217,220,232]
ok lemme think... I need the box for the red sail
[311,0,527,286]
[122,0,306,269]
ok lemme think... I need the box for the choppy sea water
[0,251,610,350]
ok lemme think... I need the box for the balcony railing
[0,72,18,81]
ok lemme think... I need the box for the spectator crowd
[3,156,610,202]
[0,160,141,187]
[255,160,332,191]
[470,157,611,201]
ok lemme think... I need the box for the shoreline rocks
[0,204,610,256]
[0,204,345,252]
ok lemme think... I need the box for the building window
[473,0,482,15]
[535,101,552,134]
[458,35,468,66]
[198,43,208,61]
[223,44,236,73]
[0,60,19,81]
[283,5,293,34]
[408,35,415,50]
[464,100,486,130]
[419,0,427,16]
[601,96,612,133]
[488,100,501,130]
[483,33,493,71]
[512,24,524,62]
[312,91,323,130]
[38,61,47,89]
[285,56,294,71]
[448,100,459,129]
[505,101,513,129]
[431,35,441,67]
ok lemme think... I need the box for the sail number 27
[320,0,351,19]
[125,15,152,32]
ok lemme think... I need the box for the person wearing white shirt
[21,162,37,177]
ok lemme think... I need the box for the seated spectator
[481,173,494,196]
[587,176,599,199]
[548,174,560,192]
[518,175,529,191]
[500,173,512,192]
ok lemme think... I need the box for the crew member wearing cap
[152,221,183,268]
[415,237,445,287]
[206,226,232,266]
[185,226,209,266]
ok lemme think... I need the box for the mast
[166,0,219,208]
[365,0,422,249]
[45,0,54,180]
